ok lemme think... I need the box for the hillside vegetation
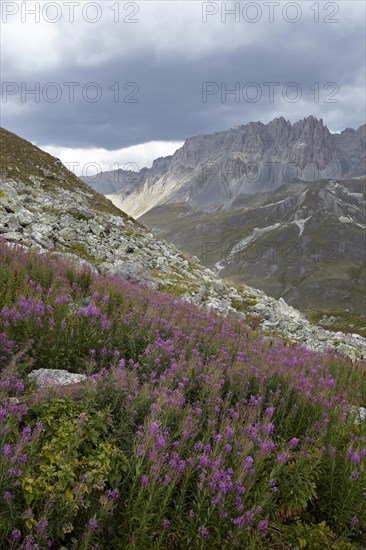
[0,242,365,549]
[0,127,133,221]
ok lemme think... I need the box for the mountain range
[84,116,365,215]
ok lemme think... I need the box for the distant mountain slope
[140,178,366,317]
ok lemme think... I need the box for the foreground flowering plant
[0,242,365,549]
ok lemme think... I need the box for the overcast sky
[1,0,365,175]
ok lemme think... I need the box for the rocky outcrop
[0,177,208,287]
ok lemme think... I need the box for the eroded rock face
[27,369,87,389]
[103,117,366,217]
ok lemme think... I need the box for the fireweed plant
[0,241,365,549]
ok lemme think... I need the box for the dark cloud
[1,1,365,152]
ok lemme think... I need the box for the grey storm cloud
[1,0,365,150]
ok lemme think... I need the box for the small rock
[41,169,56,179]
[28,369,86,389]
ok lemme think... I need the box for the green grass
[231,297,258,312]
[307,310,366,339]
[55,243,106,264]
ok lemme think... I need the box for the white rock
[350,406,366,424]
[28,369,86,389]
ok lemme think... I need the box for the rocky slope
[140,178,366,317]
[1,126,366,360]
[89,116,366,218]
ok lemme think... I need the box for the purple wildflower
[269,479,278,493]
[244,456,254,469]
[262,422,274,435]
[35,518,49,537]
[88,518,99,532]
[350,452,361,464]
[351,517,359,529]
[276,451,290,463]
[141,475,149,486]
[54,295,69,304]
[259,440,277,454]
[156,435,166,449]
[11,530,22,542]
[258,519,268,533]
[265,406,275,418]
[7,469,23,477]
[2,443,13,456]
[328,445,336,457]
[233,510,255,528]
[22,535,37,549]
[106,489,120,500]
[22,426,32,440]
[149,421,160,435]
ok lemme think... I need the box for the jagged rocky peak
[291,116,328,141]
[266,116,292,138]
[151,155,172,170]
[102,116,365,218]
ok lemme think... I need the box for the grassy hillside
[0,242,365,549]
[0,127,138,222]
